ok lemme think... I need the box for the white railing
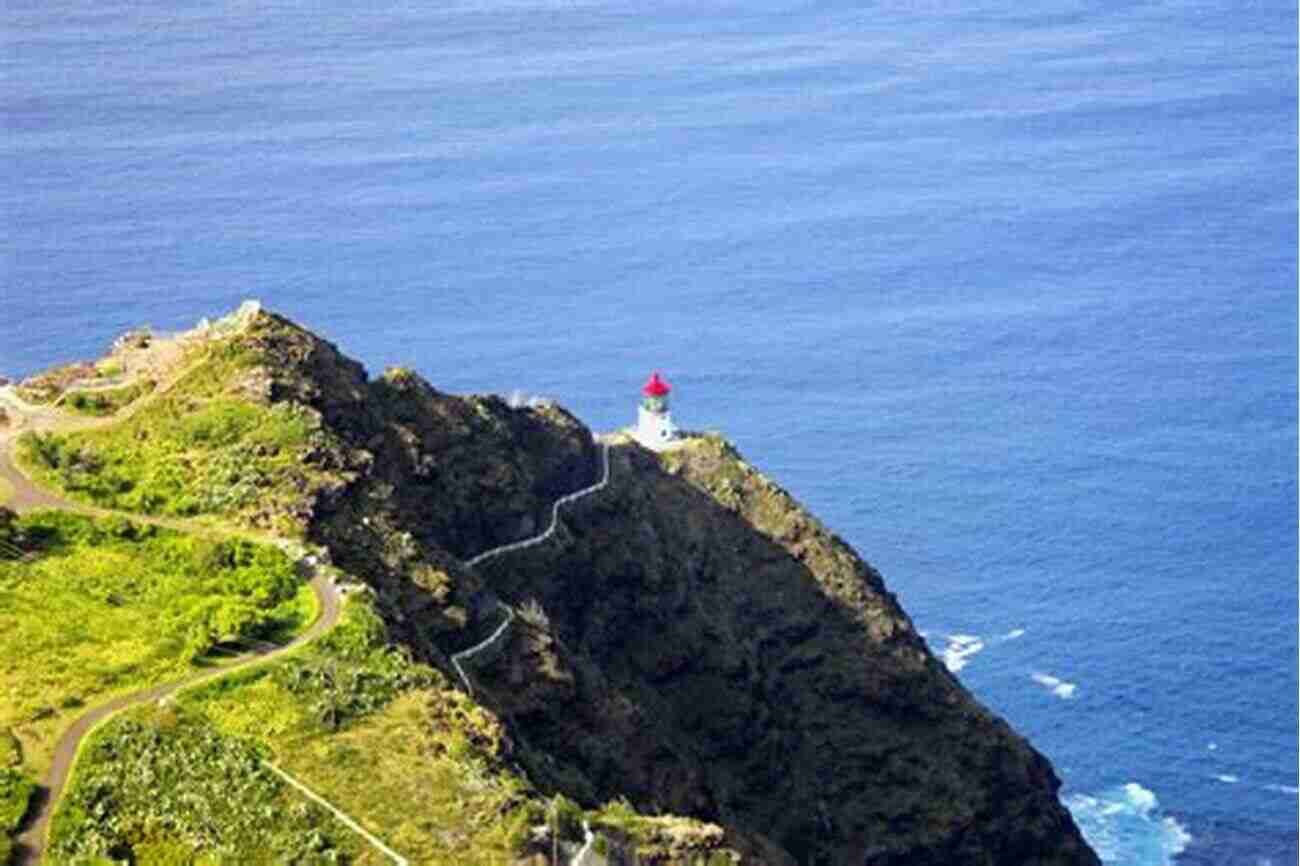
[263,761,409,866]
[450,602,516,695]
[465,443,611,568]
[570,821,599,866]
[452,443,612,695]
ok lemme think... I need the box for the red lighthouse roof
[642,371,671,397]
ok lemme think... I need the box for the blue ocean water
[2,2,1295,863]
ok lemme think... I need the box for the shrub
[49,709,355,864]
[0,767,35,835]
[259,601,438,731]
[0,508,26,556]
[62,380,155,417]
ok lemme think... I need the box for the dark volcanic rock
[232,311,1099,865]
[466,437,1098,866]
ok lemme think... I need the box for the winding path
[0,407,344,865]
[10,572,341,866]
[452,441,612,695]
[2,376,615,864]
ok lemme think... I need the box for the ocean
[2,2,1296,863]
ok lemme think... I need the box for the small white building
[635,371,678,450]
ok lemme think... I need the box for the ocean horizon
[3,2,1296,863]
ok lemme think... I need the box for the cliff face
[228,313,1099,865]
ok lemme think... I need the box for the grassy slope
[20,314,739,865]
[48,704,369,866]
[177,601,537,866]
[53,597,733,865]
[0,511,312,779]
[49,599,532,866]
[16,337,333,538]
[59,380,157,417]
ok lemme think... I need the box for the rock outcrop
[160,311,1103,865]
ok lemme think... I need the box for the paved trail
[0,395,343,865]
[452,440,612,695]
[10,571,341,866]
[1,370,614,865]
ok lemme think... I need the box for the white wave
[940,634,985,672]
[1031,671,1078,699]
[1264,784,1299,795]
[1003,627,1026,640]
[1212,774,1239,784]
[1122,782,1156,812]
[1065,782,1192,865]
[1206,742,1218,751]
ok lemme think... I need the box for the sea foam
[1065,783,1192,865]
[1031,671,1078,699]
[939,634,985,672]
[930,628,1026,672]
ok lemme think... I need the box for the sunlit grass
[60,379,157,417]
[48,704,368,866]
[0,511,309,776]
[170,599,542,865]
[15,339,335,536]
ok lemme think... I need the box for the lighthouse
[635,371,678,450]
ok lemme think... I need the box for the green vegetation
[0,508,26,556]
[0,476,13,508]
[54,597,534,865]
[60,379,156,417]
[116,600,551,863]
[1,767,36,865]
[0,511,311,773]
[188,601,437,739]
[268,689,542,865]
[590,799,735,864]
[15,339,336,535]
[93,359,125,379]
[48,706,363,866]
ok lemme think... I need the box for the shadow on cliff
[457,440,1094,866]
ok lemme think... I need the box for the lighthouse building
[635,371,678,450]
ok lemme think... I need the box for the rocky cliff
[50,310,1101,865]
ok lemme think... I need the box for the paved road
[1,409,344,865]
[11,571,341,866]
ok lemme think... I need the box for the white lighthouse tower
[635,371,678,450]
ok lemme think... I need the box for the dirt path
[0,449,65,513]
[0,385,344,865]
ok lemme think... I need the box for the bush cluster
[0,767,35,865]
[62,380,156,417]
[3,511,306,663]
[49,709,353,865]
[273,604,437,731]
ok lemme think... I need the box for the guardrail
[453,442,612,696]
[263,761,409,866]
[465,443,611,568]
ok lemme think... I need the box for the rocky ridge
[23,310,1100,865]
